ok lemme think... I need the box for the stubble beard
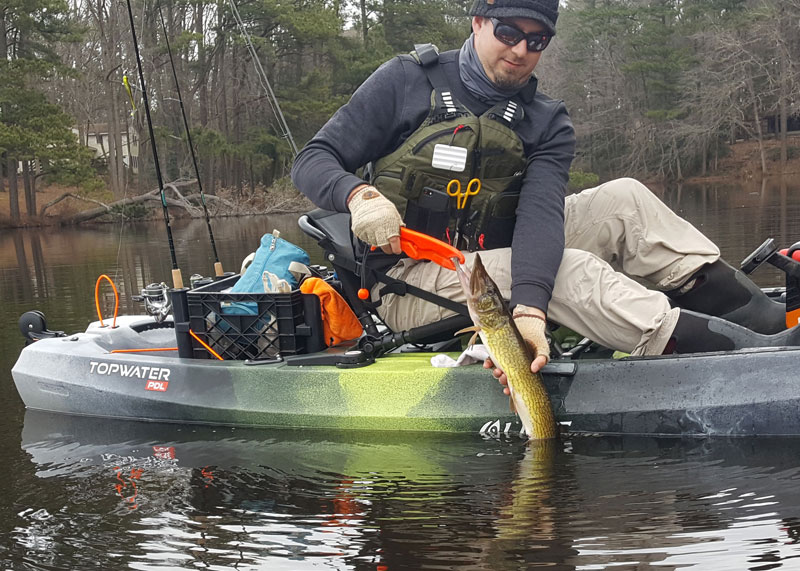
[488,58,532,90]
[492,70,530,90]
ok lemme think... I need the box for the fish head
[455,254,509,332]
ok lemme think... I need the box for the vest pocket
[402,173,454,241]
[404,186,451,241]
[474,190,519,250]
[468,173,523,250]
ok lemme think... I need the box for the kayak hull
[11,316,800,437]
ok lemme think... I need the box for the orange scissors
[447,178,481,209]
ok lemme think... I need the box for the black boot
[667,260,786,334]
[664,309,800,354]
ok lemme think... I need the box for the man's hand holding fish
[485,304,549,395]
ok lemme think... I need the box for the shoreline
[0,183,314,229]
[3,136,799,229]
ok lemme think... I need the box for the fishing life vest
[369,44,529,251]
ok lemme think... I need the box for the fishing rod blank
[157,1,223,277]
[226,0,298,156]
[124,0,184,289]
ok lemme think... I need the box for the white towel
[430,344,490,368]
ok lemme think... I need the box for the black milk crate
[186,274,325,360]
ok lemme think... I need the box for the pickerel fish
[455,254,558,440]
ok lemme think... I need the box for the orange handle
[399,227,465,271]
[369,228,466,270]
[95,274,119,328]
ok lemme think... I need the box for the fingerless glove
[347,186,403,247]
[512,304,550,363]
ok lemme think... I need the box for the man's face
[472,16,545,90]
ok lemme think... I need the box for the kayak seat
[298,209,470,354]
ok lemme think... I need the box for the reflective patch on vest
[489,99,524,128]
[441,91,457,114]
[431,144,468,172]
[503,101,518,123]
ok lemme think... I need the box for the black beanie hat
[469,0,558,34]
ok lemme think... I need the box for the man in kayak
[292,0,799,373]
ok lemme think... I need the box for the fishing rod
[156,1,224,277]
[124,0,184,289]
[226,0,298,156]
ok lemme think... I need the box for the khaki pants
[374,178,720,355]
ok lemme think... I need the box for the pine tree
[0,0,94,221]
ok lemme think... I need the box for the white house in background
[72,124,139,174]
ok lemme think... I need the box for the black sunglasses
[490,18,551,53]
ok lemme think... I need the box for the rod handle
[172,268,184,289]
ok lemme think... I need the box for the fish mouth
[454,257,472,295]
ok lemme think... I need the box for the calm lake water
[2,178,800,570]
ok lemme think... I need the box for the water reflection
[11,411,800,570]
[658,177,800,287]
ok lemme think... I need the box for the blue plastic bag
[222,230,310,316]
[231,230,310,293]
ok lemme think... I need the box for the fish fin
[454,325,480,336]
[455,326,481,348]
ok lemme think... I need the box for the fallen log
[36,178,306,224]
[40,180,200,224]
